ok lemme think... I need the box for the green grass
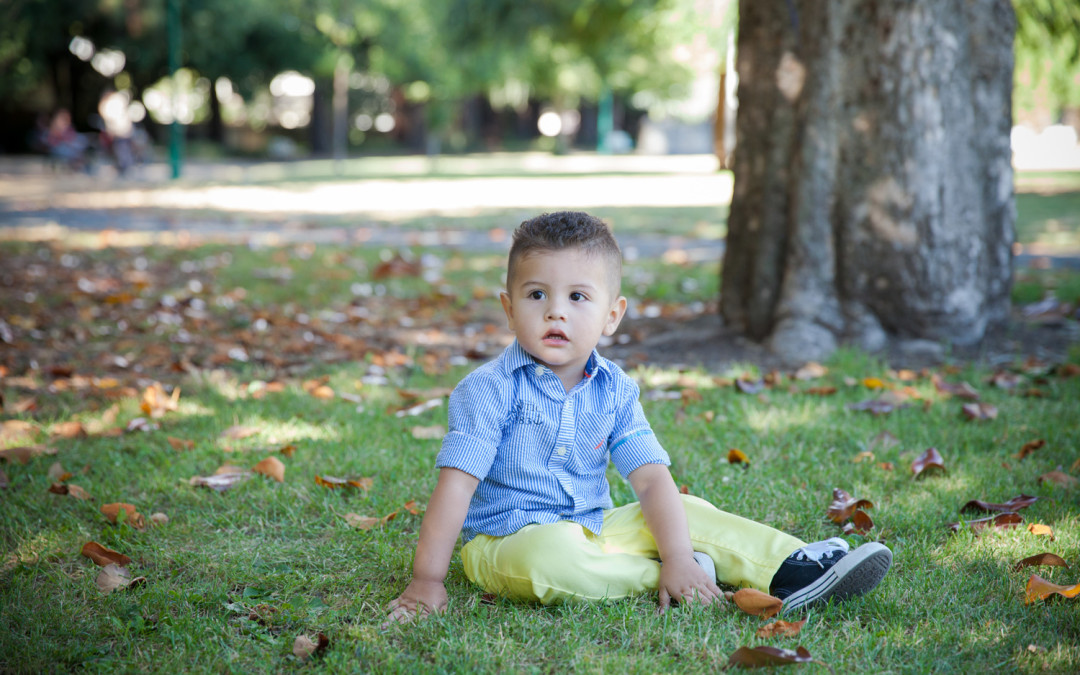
[2,235,1079,674]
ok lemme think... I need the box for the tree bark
[722,0,1015,363]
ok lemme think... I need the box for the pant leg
[598,494,805,591]
[461,520,660,604]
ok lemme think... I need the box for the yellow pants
[460,494,805,604]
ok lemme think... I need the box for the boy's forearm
[629,464,695,562]
[411,467,479,583]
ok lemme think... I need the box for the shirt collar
[502,339,611,381]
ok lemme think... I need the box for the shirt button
[556,446,567,456]
[535,365,546,377]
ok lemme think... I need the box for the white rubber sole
[781,542,892,613]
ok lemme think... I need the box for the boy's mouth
[543,330,569,343]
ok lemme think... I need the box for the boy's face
[501,248,626,388]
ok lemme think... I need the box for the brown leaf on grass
[393,398,443,418]
[47,461,72,481]
[220,425,258,440]
[755,619,807,639]
[987,371,1022,389]
[49,483,93,500]
[343,513,381,530]
[804,386,837,396]
[51,420,86,439]
[1037,471,1078,488]
[727,645,817,669]
[847,398,900,416]
[167,437,195,451]
[215,464,248,475]
[81,541,131,567]
[95,563,145,594]
[932,375,980,400]
[1028,523,1055,540]
[947,512,1023,534]
[851,451,875,463]
[961,402,998,421]
[679,484,690,494]
[912,448,946,478]
[793,362,827,380]
[101,503,146,529]
[1058,363,1080,378]
[842,510,875,535]
[728,448,750,466]
[309,385,335,400]
[140,382,180,418]
[252,457,285,482]
[278,444,297,457]
[826,488,874,523]
[125,417,159,433]
[1024,574,1080,604]
[869,430,900,452]
[292,632,329,661]
[0,420,37,445]
[1014,553,1069,572]
[190,472,252,491]
[962,495,1038,514]
[862,377,886,390]
[149,512,169,526]
[731,588,783,618]
[1015,439,1046,460]
[315,475,374,491]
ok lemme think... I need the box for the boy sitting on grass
[387,211,891,623]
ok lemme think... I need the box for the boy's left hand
[657,554,723,612]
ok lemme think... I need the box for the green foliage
[1013,0,1080,118]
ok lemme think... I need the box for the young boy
[387,212,891,623]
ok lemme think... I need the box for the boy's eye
[528,290,545,300]
[569,292,586,302]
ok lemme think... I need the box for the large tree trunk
[721,0,1016,363]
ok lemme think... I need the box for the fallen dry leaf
[0,420,37,445]
[727,645,817,669]
[932,376,980,400]
[962,495,1039,514]
[730,588,783,618]
[393,398,443,418]
[125,417,159,433]
[842,509,875,535]
[728,448,750,466]
[47,462,72,481]
[1014,553,1069,572]
[343,513,381,530]
[51,420,86,439]
[220,425,259,440]
[292,632,329,661]
[101,503,146,529]
[167,437,195,451]
[847,398,900,416]
[1037,471,1078,488]
[1015,439,1046,461]
[868,430,900,451]
[793,362,827,380]
[95,563,145,594]
[149,512,169,526]
[140,382,180,418]
[947,512,1023,534]
[0,445,56,464]
[804,386,837,396]
[912,448,946,478]
[826,488,874,523]
[1025,574,1080,604]
[851,451,875,463]
[252,457,285,482]
[961,402,998,421]
[315,475,374,490]
[48,483,93,500]
[1028,523,1055,540]
[190,472,252,491]
[755,619,806,639]
[81,541,131,567]
[735,378,765,395]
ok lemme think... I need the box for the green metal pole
[167,0,183,179]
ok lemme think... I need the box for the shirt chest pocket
[564,412,616,475]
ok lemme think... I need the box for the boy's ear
[603,295,628,336]
[500,291,515,331]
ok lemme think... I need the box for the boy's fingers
[658,588,672,613]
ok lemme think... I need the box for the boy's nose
[546,300,568,320]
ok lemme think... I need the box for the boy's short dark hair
[507,211,623,296]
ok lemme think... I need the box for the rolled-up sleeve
[435,370,507,481]
[608,379,669,478]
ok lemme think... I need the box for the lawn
[1,164,1079,673]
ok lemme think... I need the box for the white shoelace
[792,537,850,566]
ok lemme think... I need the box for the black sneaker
[770,538,891,613]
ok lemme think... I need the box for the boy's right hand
[385,579,448,624]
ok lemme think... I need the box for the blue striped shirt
[436,340,670,542]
